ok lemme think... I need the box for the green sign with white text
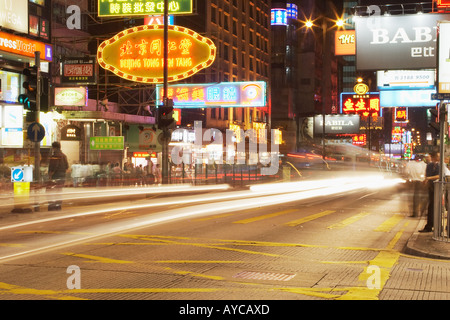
[98,0,192,17]
[90,136,124,150]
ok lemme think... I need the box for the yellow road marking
[374,214,404,232]
[285,210,335,227]
[0,282,86,300]
[154,260,243,264]
[62,252,133,264]
[0,243,25,247]
[327,212,371,229]
[195,213,236,221]
[233,209,298,224]
[165,267,225,281]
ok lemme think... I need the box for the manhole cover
[233,271,296,281]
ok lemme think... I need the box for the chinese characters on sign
[156,82,267,108]
[97,25,216,83]
[352,134,366,146]
[98,0,192,17]
[395,107,408,123]
[62,57,96,84]
[341,93,381,117]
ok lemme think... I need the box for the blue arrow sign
[11,168,24,182]
[27,122,45,142]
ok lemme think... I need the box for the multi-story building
[0,0,53,174]
[271,0,343,153]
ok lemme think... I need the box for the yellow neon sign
[97,25,216,83]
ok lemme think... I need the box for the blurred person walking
[47,141,69,210]
[405,155,427,217]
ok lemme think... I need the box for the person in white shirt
[405,155,427,217]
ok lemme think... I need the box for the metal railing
[433,181,450,242]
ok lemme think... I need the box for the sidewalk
[405,217,450,260]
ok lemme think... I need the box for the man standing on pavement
[420,152,443,232]
[47,141,69,210]
[405,155,427,217]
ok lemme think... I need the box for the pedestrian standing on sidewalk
[405,155,427,217]
[420,152,450,233]
[47,141,69,211]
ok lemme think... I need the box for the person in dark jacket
[47,141,69,210]
[420,152,440,232]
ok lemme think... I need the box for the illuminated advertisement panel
[437,0,450,7]
[97,25,216,84]
[271,9,287,25]
[0,0,28,33]
[438,22,450,94]
[394,107,408,123]
[54,87,88,107]
[335,30,355,56]
[377,70,435,90]
[156,82,267,108]
[0,31,52,62]
[380,89,439,107]
[340,93,381,117]
[98,0,192,17]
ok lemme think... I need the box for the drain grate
[233,271,296,281]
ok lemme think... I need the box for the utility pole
[162,0,169,184]
[34,51,41,184]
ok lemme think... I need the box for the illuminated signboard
[97,25,216,84]
[437,0,450,7]
[335,30,355,56]
[61,57,96,85]
[340,93,381,117]
[144,15,174,25]
[377,70,435,90]
[0,0,28,33]
[0,31,52,62]
[352,134,366,146]
[271,9,287,25]
[98,0,192,17]
[54,87,88,107]
[287,3,298,19]
[438,22,450,94]
[313,114,360,134]
[394,107,408,123]
[156,82,267,108]
[380,89,439,107]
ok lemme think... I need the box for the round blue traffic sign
[27,122,45,142]
[11,168,24,182]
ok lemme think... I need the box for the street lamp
[304,17,345,164]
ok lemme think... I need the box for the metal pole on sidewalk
[433,101,446,239]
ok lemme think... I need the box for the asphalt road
[0,174,449,309]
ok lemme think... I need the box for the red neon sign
[341,93,380,117]
[437,0,450,7]
[395,107,408,122]
[352,134,366,146]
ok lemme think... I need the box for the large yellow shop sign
[97,25,216,83]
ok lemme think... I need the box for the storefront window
[0,70,21,103]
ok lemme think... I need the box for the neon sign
[97,25,216,84]
[156,82,267,108]
[340,93,381,117]
[98,0,192,17]
[352,134,366,146]
[395,107,408,123]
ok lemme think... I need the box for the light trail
[0,173,404,262]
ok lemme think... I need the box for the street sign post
[27,122,45,142]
